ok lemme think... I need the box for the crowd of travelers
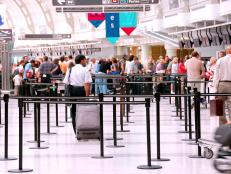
[8,45,231,126]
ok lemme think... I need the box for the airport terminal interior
[0,0,231,174]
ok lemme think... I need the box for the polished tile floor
[0,98,221,174]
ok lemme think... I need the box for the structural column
[165,43,177,58]
[116,46,127,56]
[141,45,152,66]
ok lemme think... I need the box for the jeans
[95,73,108,94]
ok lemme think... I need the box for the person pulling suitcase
[63,55,92,134]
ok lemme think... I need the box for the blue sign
[105,13,120,44]
[0,15,4,26]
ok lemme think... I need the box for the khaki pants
[188,78,201,92]
[217,82,231,125]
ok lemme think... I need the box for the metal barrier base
[8,169,33,173]
[91,156,113,159]
[29,146,49,150]
[60,121,72,123]
[152,158,170,162]
[188,155,204,159]
[27,140,45,143]
[0,157,17,161]
[106,145,125,148]
[51,125,64,128]
[178,131,194,134]
[41,132,57,135]
[117,130,130,133]
[182,139,195,142]
[105,138,123,141]
[137,165,162,170]
[126,121,135,124]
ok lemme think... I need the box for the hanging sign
[105,13,120,44]
[88,13,105,28]
[119,12,137,36]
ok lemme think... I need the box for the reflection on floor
[0,98,220,174]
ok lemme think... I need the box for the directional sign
[52,0,158,6]
[22,34,71,40]
[57,5,150,12]
[0,29,12,41]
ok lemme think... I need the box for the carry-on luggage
[214,124,231,146]
[76,104,100,140]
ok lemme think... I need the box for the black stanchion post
[42,101,56,135]
[172,77,179,118]
[182,87,195,141]
[0,96,3,126]
[53,83,64,128]
[117,81,129,133]
[107,89,124,148]
[92,93,113,159]
[204,79,207,109]
[8,98,33,173]
[138,98,162,170]
[0,94,17,161]
[152,93,170,162]
[126,83,134,124]
[207,87,210,103]
[30,103,49,150]
[27,103,29,112]
[189,91,204,158]
[178,78,183,120]
[184,86,188,131]
[178,84,189,133]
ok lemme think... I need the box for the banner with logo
[105,13,120,44]
[88,13,105,28]
[119,12,137,36]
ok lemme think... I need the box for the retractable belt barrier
[2,94,169,172]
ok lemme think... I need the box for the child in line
[13,72,23,96]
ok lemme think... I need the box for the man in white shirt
[63,54,92,134]
[185,51,205,92]
[213,45,231,125]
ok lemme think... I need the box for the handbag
[64,68,72,97]
[210,99,224,116]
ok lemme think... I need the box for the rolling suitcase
[214,124,231,146]
[76,104,100,140]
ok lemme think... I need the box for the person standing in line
[38,56,55,83]
[185,51,205,92]
[13,71,23,96]
[66,55,75,70]
[169,57,179,94]
[213,45,231,125]
[63,55,92,134]
[59,56,67,75]
[218,51,226,59]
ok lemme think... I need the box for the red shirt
[178,63,187,74]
